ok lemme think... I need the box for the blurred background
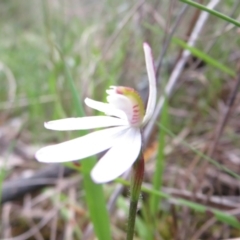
[0,0,240,239]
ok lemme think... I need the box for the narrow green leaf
[180,0,240,28]
[214,211,240,229]
[177,199,206,213]
[173,38,236,77]
[82,158,111,239]
[150,96,169,215]
[135,216,152,240]
[117,179,240,230]
[158,123,240,181]
[58,49,111,240]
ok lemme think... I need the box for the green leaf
[58,48,111,240]
[158,123,240,181]
[173,38,236,77]
[150,96,169,215]
[214,211,240,229]
[82,158,111,239]
[117,179,240,230]
[180,0,240,28]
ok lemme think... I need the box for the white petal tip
[35,148,49,163]
[142,42,157,125]
[143,43,152,56]
[35,145,62,163]
[85,97,96,106]
[143,43,154,63]
[84,98,90,105]
[44,121,53,129]
[90,170,114,184]
[143,42,150,49]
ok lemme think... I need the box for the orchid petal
[36,126,129,163]
[85,98,128,120]
[142,43,157,125]
[91,128,141,183]
[44,116,128,131]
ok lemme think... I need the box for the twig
[155,0,175,78]
[23,195,45,240]
[190,217,216,240]
[86,0,145,83]
[155,4,189,79]
[189,1,240,71]
[1,164,74,203]
[161,187,240,210]
[27,219,45,240]
[195,71,240,195]
[206,168,240,189]
[102,0,145,54]
[173,0,203,68]
[29,176,81,208]
[1,203,12,238]
[0,210,57,240]
[50,166,64,240]
[208,71,240,155]
[64,188,77,240]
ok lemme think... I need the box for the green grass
[1,1,240,239]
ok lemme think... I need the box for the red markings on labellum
[131,104,140,124]
[73,162,81,168]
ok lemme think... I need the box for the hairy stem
[126,151,145,240]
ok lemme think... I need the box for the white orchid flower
[35,43,156,183]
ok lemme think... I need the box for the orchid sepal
[142,42,157,126]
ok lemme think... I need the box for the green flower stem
[126,150,145,240]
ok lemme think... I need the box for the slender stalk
[180,0,240,28]
[126,150,145,240]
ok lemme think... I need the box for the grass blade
[150,97,169,215]
[180,0,240,28]
[117,179,240,230]
[173,38,236,77]
[158,123,240,180]
[59,49,111,240]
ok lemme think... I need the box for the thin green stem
[180,0,240,27]
[126,151,145,240]
[126,200,138,240]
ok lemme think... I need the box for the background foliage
[0,0,240,239]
